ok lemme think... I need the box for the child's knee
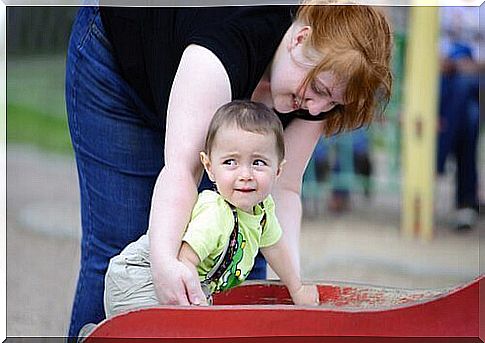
[103,253,157,317]
[103,262,122,318]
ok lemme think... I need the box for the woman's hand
[151,257,207,305]
[290,284,320,306]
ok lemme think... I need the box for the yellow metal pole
[401,7,439,241]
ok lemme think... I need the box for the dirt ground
[6,144,483,336]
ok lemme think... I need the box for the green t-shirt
[182,190,282,293]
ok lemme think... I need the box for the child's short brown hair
[204,100,285,162]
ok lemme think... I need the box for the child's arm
[261,236,319,306]
[178,242,208,305]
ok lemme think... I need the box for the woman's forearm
[149,44,231,262]
[271,186,302,274]
[148,164,208,305]
[148,165,200,264]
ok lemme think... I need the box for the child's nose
[239,166,253,180]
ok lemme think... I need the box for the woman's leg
[66,7,163,337]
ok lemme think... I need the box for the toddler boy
[104,100,319,318]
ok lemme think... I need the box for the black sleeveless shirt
[100,7,296,130]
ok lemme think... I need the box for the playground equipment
[85,276,482,341]
[401,7,440,241]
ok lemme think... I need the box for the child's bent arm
[261,237,302,294]
[179,242,201,266]
[261,237,319,306]
[272,119,326,274]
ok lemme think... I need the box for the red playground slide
[85,276,483,342]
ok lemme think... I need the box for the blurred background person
[303,128,373,216]
[315,129,372,213]
[437,7,481,230]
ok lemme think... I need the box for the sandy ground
[6,144,483,336]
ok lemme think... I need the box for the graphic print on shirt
[219,232,246,291]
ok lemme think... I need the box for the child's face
[201,124,284,213]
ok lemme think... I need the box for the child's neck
[238,205,256,215]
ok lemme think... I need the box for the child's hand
[290,284,319,306]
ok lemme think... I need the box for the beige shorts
[104,234,160,318]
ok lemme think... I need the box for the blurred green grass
[7,103,72,154]
[7,54,72,154]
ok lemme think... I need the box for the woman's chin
[273,104,292,114]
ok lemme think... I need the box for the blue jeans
[66,7,266,338]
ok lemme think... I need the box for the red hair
[296,3,393,135]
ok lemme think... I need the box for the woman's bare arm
[272,118,325,274]
[149,44,231,305]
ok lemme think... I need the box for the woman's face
[269,25,348,116]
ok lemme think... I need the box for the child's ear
[200,152,215,182]
[276,159,286,178]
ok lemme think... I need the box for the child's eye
[223,159,236,166]
[253,159,267,167]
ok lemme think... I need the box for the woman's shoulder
[183,6,295,100]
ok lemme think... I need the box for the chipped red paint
[86,276,482,341]
[214,281,444,310]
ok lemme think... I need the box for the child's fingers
[313,286,320,305]
[298,285,319,306]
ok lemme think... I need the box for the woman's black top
[100,7,296,130]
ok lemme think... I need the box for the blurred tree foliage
[7,7,78,56]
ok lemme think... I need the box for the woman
[66,3,392,337]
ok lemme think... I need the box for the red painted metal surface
[86,276,483,341]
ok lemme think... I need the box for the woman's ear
[200,152,215,181]
[289,25,312,50]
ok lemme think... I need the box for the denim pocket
[90,14,113,52]
[73,7,112,55]
[72,7,98,51]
